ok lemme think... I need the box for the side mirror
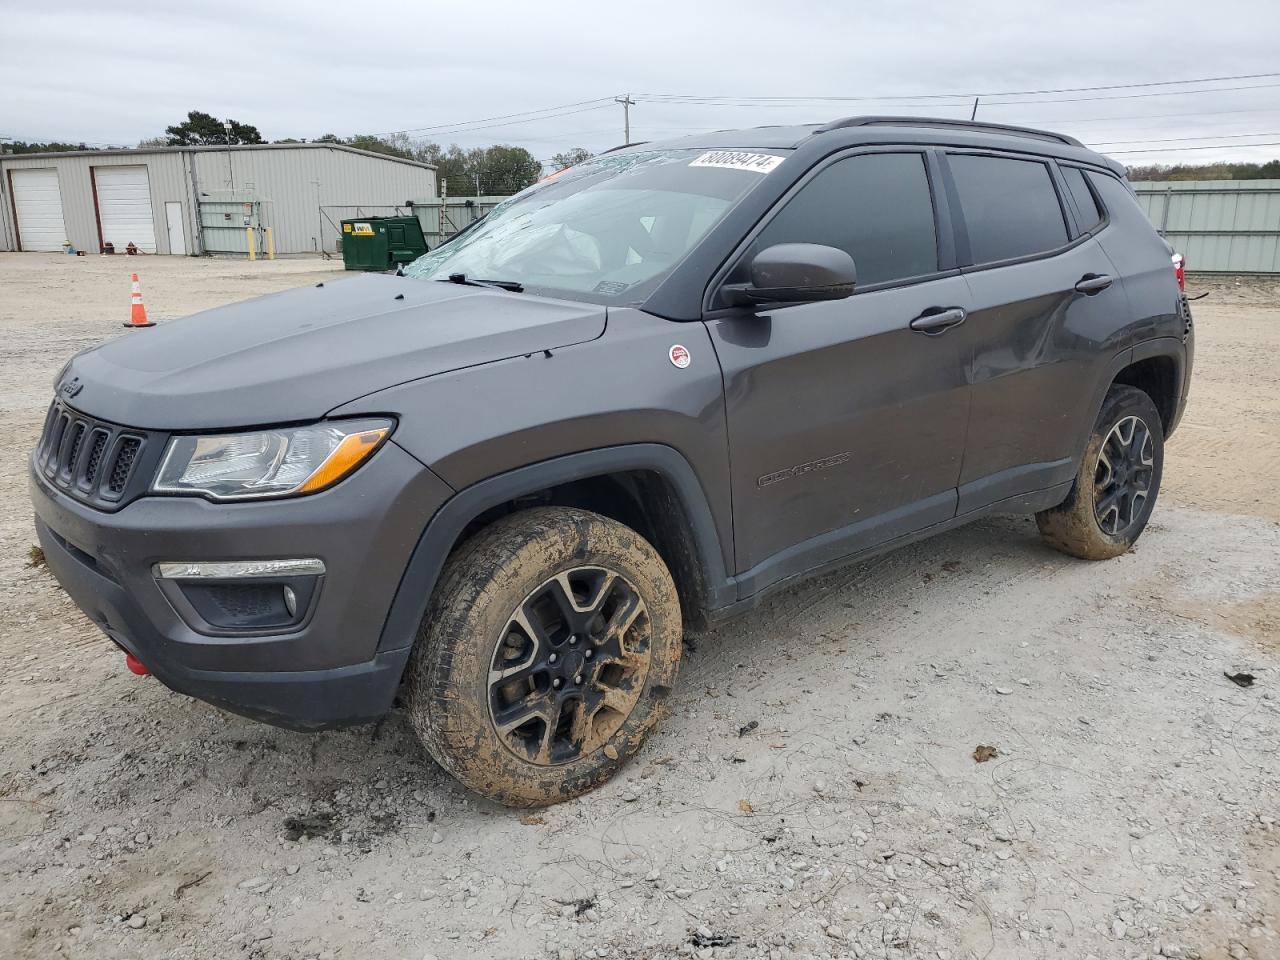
[723,243,856,306]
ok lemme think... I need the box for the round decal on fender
[669,344,691,369]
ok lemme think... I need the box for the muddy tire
[1036,384,1164,560]
[406,506,682,806]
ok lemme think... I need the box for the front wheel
[406,507,682,806]
[1036,384,1164,560]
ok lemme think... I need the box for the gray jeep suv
[30,117,1193,805]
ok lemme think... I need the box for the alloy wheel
[1093,415,1154,536]
[488,566,651,765]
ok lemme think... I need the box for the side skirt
[708,480,1072,623]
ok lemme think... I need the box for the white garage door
[11,168,68,251]
[95,165,157,253]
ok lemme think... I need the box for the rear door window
[751,152,938,288]
[1060,166,1104,232]
[948,154,1068,264]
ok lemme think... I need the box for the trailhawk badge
[669,344,691,369]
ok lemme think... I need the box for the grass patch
[27,545,46,569]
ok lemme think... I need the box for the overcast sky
[3,0,1279,167]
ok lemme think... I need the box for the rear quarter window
[1061,166,1104,232]
[1087,170,1145,220]
[949,154,1068,264]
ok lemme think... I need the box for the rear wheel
[406,506,682,806]
[1036,384,1164,560]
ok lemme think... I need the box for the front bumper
[30,440,452,730]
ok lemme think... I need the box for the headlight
[153,419,392,500]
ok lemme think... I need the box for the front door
[705,151,971,592]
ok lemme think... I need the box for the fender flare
[375,444,733,654]
[1131,336,1186,379]
[1131,336,1188,427]
[1078,337,1185,453]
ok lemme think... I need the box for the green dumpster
[340,216,428,271]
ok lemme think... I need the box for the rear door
[943,151,1123,512]
[706,149,971,589]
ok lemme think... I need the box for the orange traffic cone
[124,273,155,328]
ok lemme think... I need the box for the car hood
[63,274,607,430]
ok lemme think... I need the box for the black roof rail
[812,115,1084,148]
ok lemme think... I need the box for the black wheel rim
[488,566,651,766]
[1093,414,1154,536]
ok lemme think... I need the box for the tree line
[4,111,596,196]
[1125,160,1280,181]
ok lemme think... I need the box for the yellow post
[246,226,256,261]
[265,227,275,260]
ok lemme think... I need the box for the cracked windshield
[404,148,785,303]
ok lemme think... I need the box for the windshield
[404,148,787,305]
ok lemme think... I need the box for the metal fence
[1131,179,1280,274]
[409,196,506,249]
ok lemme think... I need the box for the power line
[1109,141,1280,155]
[1090,131,1280,146]
[635,71,1280,104]
[958,71,1280,97]
[637,82,1280,112]
[1020,105,1280,126]
[399,104,618,141]
[981,82,1280,106]
[382,97,618,137]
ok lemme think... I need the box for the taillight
[1172,253,1186,292]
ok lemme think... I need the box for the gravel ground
[0,254,1276,960]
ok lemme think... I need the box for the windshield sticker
[689,151,784,174]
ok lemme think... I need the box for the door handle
[1074,273,1113,295]
[909,306,967,335]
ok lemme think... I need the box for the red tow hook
[125,653,151,676]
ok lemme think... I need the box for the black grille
[63,423,86,480]
[83,430,108,485]
[108,438,140,494]
[209,584,278,618]
[33,400,158,510]
[44,414,68,472]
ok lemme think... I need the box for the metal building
[0,143,436,257]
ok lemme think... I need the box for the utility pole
[224,120,235,192]
[439,177,448,244]
[615,94,635,145]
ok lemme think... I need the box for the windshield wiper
[440,273,524,293]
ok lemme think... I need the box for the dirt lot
[0,253,1276,960]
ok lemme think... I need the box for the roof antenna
[970,97,980,120]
